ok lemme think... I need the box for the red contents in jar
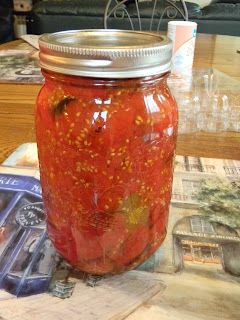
[36,71,178,274]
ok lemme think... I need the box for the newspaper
[0,143,239,299]
[0,50,43,84]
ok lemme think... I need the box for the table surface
[0,34,240,319]
[0,33,240,164]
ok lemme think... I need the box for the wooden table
[0,34,240,320]
[0,34,240,163]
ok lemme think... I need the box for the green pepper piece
[53,96,76,117]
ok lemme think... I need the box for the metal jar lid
[39,29,172,79]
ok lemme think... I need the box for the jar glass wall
[36,70,178,274]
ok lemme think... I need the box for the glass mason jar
[36,30,178,275]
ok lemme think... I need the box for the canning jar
[36,30,178,275]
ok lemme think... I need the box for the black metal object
[104,0,188,31]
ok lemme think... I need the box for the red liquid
[36,71,178,274]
